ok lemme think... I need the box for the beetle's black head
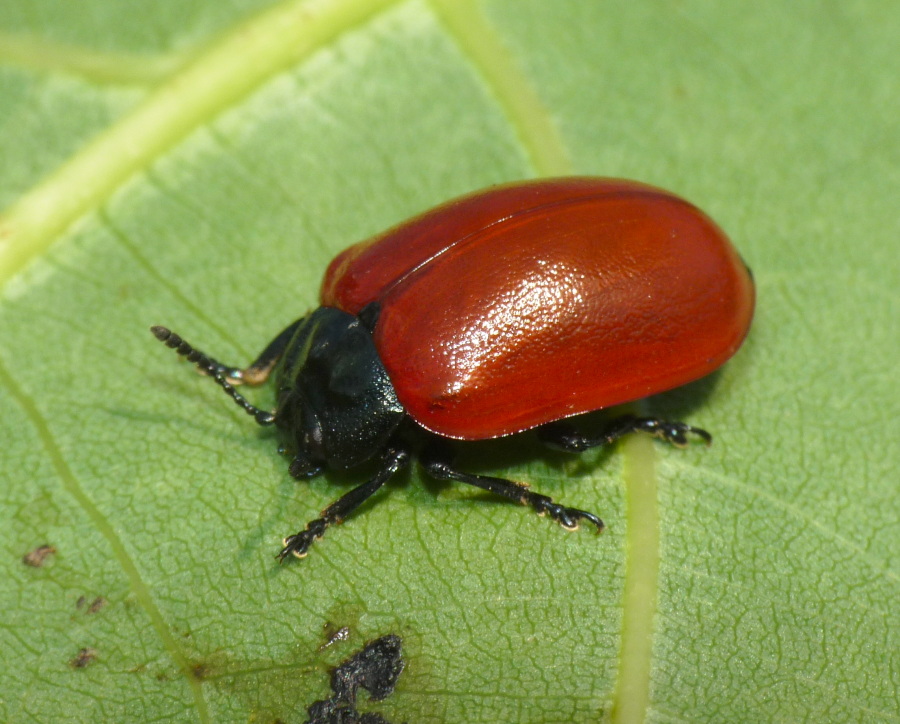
[274,306,405,474]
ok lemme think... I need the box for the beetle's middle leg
[278,445,410,562]
[420,441,603,532]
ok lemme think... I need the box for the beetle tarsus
[529,494,605,532]
[631,418,712,447]
[279,520,327,562]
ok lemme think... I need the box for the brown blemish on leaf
[69,647,97,668]
[86,596,107,614]
[23,544,56,567]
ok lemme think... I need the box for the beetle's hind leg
[537,414,711,452]
[420,442,604,533]
[278,446,410,562]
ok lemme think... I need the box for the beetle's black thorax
[274,306,405,472]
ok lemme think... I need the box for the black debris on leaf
[332,634,404,703]
[304,701,392,724]
[304,635,404,724]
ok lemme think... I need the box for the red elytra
[321,177,755,440]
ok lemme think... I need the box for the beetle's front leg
[278,446,410,562]
[213,317,307,386]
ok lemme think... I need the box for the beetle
[152,177,754,561]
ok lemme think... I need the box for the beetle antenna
[151,326,276,426]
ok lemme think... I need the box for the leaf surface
[1,1,897,722]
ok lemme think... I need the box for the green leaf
[1,1,897,722]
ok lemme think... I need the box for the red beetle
[152,177,754,561]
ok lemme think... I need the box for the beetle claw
[531,496,604,534]
[278,519,327,563]
[277,536,311,563]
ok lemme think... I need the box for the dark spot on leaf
[69,647,97,668]
[23,544,56,567]
[304,635,404,724]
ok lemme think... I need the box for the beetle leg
[151,326,276,425]
[238,317,305,385]
[420,443,604,533]
[538,414,712,451]
[277,446,410,562]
